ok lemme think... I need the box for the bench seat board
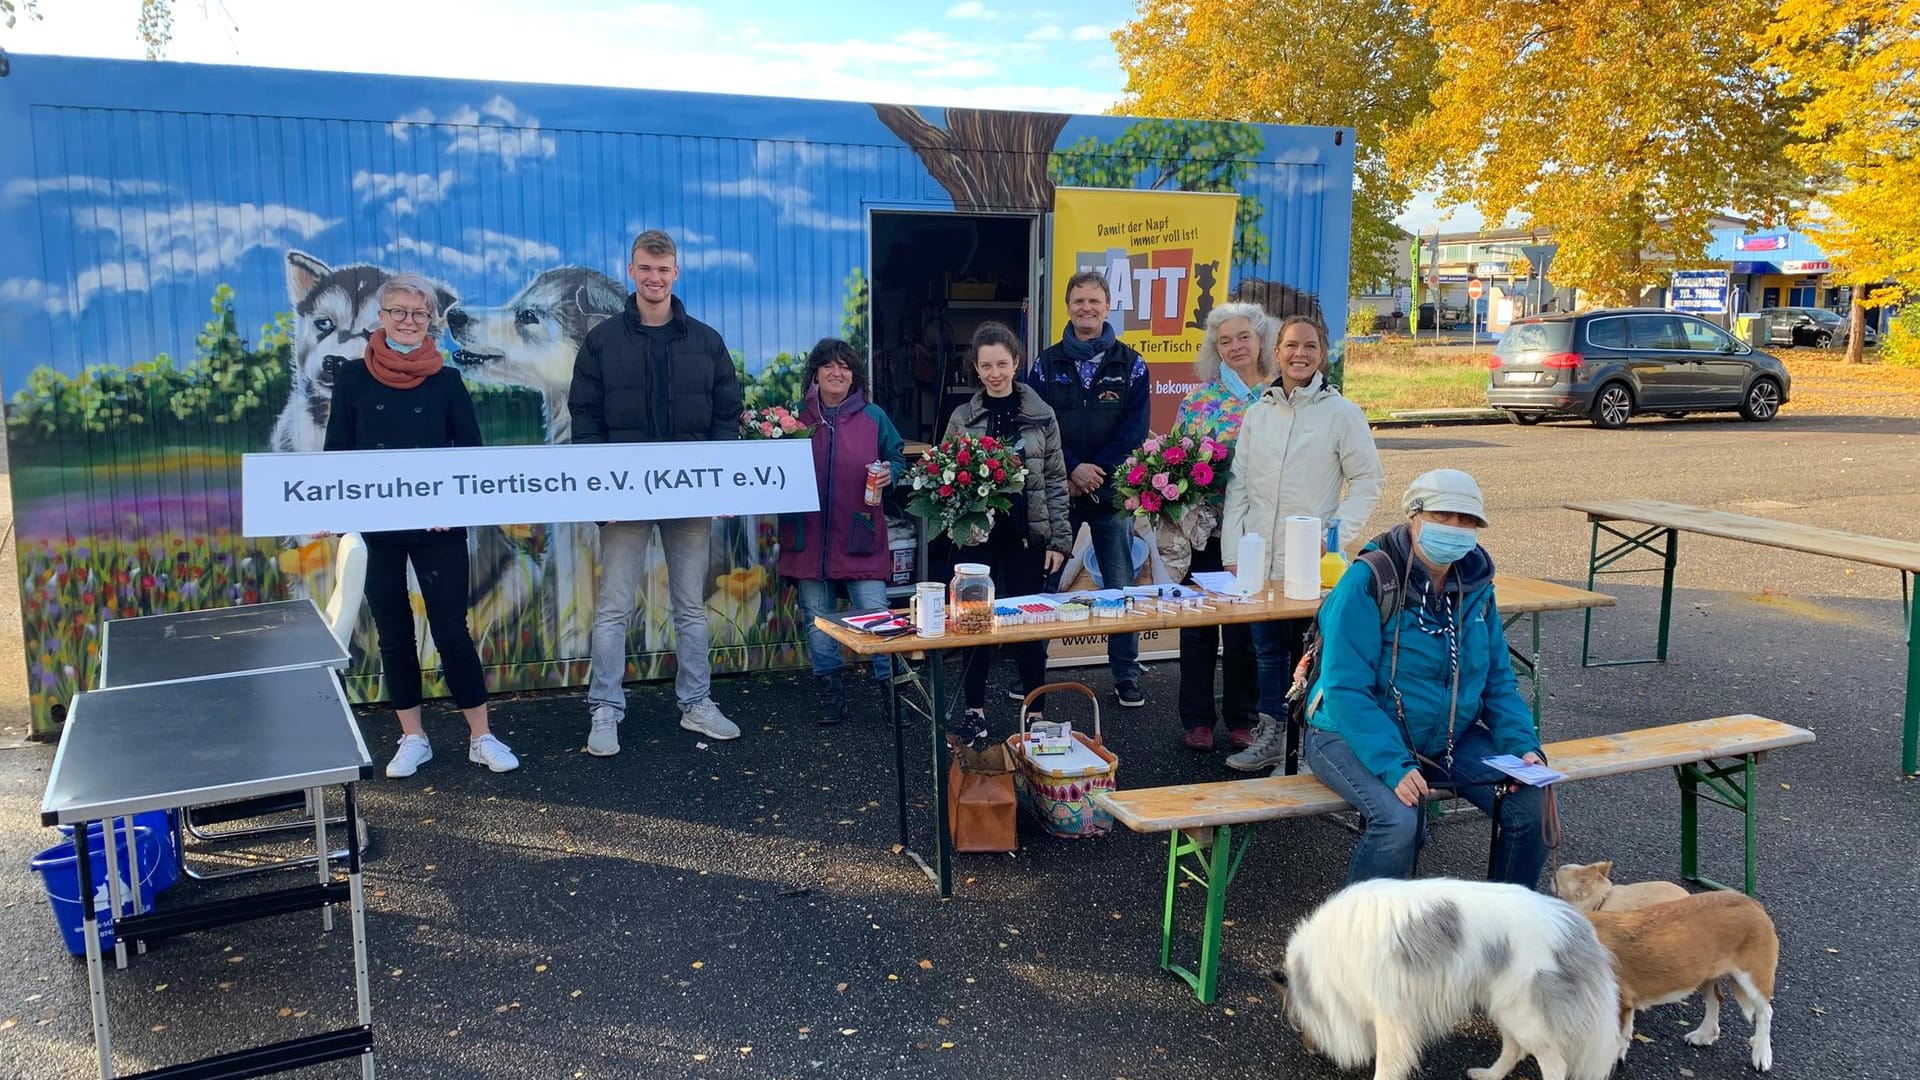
[1097,715,1813,833]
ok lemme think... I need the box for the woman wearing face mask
[1301,469,1548,887]
[324,273,518,779]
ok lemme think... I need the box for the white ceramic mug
[908,581,946,637]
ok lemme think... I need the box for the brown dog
[1555,861,1689,913]
[1586,891,1778,1071]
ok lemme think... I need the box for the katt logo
[1078,248,1196,336]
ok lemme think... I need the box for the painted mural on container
[0,55,1352,736]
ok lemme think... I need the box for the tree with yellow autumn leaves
[1757,0,1920,363]
[1111,0,1437,294]
[1386,0,1805,307]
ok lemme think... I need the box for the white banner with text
[242,441,819,537]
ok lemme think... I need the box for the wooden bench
[1092,714,1815,1003]
[1567,498,1919,774]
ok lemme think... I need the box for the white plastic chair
[322,533,368,648]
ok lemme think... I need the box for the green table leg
[929,655,952,898]
[1676,754,1758,896]
[1904,571,1917,777]
[1160,825,1252,1004]
[1582,520,1679,668]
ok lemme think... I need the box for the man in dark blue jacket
[1026,270,1151,707]
[569,229,743,757]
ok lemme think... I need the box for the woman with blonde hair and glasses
[1171,302,1277,751]
[324,272,519,778]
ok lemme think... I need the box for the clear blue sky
[3,0,1466,232]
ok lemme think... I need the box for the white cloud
[1025,24,1063,42]
[1069,24,1111,42]
[383,228,562,277]
[387,95,557,171]
[59,201,338,309]
[698,178,862,233]
[0,277,70,316]
[678,248,757,272]
[3,176,168,205]
[351,169,457,215]
[946,1,994,18]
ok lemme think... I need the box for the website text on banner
[1049,187,1239,432]
[242,441,820,537]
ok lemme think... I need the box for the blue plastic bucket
[56,812,178,895]
[30,825,161,957]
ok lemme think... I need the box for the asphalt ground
[1,412,1916,1079]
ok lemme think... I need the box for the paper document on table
[1482,755,1566,787]
[1191,571,1252,596]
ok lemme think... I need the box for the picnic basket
[1007,682,1119,839]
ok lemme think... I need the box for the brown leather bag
[947,735,1018,853]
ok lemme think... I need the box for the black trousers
[936,520,1049,714]
[1177,534,1259,731]
[365,530,488,711]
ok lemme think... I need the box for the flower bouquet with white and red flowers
[739,404,813,440]
[905,433,1029,546]
[1111,429,1231,580]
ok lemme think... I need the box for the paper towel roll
[1235,532,1266,594]
[1283,515,1322,600]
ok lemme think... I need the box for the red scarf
[364,329,444,390]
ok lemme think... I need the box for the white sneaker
[386,734,432,778]
[468,734,520,773]
[679,699,740,741]
[586,705,621,757]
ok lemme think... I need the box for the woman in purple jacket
[778,338,909,724]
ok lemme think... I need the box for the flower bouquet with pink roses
[738,404,813,440]
[1110,429,1231,581]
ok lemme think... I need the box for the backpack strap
[1354,548,1404,626]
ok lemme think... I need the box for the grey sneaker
[679,699,741,741]
[586,705,622,757]
[1225,712,1288,773]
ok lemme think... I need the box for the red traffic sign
[1467,278,1484,300]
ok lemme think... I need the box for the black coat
[323,360,481,543]
[324,362,481,452]
[567,294,743,443]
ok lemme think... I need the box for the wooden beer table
[815,574,1613,897]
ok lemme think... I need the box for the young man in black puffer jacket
[569,229,744,757]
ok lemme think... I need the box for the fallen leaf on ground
[1633,1033,1653,1044]
[535,964,549,973]
[835,983,848,993]
[390,969,404,977]
[277,1007,293,1018]
[918,959,934,970]
[940,1041,955,1049]
[690,961,704,970]
[0,1019,16,1033]
[570,990,583,999]
[936,1017,951,1027]
[840,1028,858,1036]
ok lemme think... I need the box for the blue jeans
[793,578,893,681]
[1304,724,1547,888]
[1250,619,1309,718]
[589,519,712,713]
[1067,506,1139,684]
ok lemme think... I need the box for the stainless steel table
[99,598,348,689]
[99,599,357,880]
[42,666,377,1080]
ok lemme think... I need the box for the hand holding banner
[242,441,819,537]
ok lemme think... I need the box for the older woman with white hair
[1171,302,1278,751]
[323,272,519,778]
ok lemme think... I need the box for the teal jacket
[1305,525,1540,788]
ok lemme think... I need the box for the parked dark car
[1755,306,1878,349]
[1485,308,1791,429]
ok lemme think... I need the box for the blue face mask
[388,337,419,353]
[1416,521,1479,565]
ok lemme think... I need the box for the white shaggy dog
[1274,878,1620,1080]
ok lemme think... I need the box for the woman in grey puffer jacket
[940,322,1071,727]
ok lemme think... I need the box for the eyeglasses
[382,307,432,323]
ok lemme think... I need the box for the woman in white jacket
[1220,315,1386,773]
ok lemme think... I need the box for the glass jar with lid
[948,562,995,634]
